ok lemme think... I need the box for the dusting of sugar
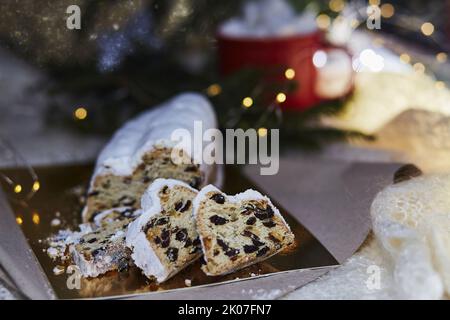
[285,240,395,300]
[46,247,58,260]
[45,223,93,261]
[50,218,61,227]
[53,265,65,276]
[241,288,282,300]
[110,230,125,241]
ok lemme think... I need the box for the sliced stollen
[70,207,141,277]
[193,185,295,276]
[82,92,217,223]
[126,179,202,283]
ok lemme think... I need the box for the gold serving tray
[0,164,336,299]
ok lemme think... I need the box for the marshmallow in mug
[315,50,353,100]
[220,0,317,38]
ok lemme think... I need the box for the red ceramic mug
[217,29,354,110]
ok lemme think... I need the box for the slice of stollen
[193,185,295,276]
[126,179,201,283]
[70,207,141,278]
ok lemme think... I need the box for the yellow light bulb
[421,22,434,36]
[380,3,395,18]
[206,84,222,97]
[32,181,40,192]
[350,19,360,29]
[16,216,23,225]
[413,63,425,74]
[399,53,411,64]
[372,37,384,47]
[284,68,296,80]
[14,184,22,193]
[316,14,331,30]
[74,107,88,120]
[258,127,268,137]
[435,81,446,90]
[436,52,448,63]
[276,93,287,103]
[32,212,40,225]
[329,0,345,13]
[242,97,253,108]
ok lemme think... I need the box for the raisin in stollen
[126,179,201,283]
[193,185,295,276]
[82,93,218,223]
[93,206,142,227]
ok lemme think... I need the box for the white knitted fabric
[285,174,450,300]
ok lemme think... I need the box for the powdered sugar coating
[125,230,166,282]
[46,224,93,261]
[91,92,217,181]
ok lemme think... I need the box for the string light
[206,84,222,96]
[399,53,411,64]
[242,97,253,108]
[32,212,40,225]
[276,93,287,103]
[421,22,434,36]
[413,62,425,74]
[358,49,384,72]
[372,37,384,47]
[380,3,395,18]
[284,68,295,80]
[316,14,331,30]
[32,181,40,192]
[435,81,446,90]
[74,107,88,120]
[14,184,22,193]
[16,216,23,225]
[258,127,268,137]
[329,0,345,13]
[350,19,360,29]
[436,52,448,63]
[313,50,328,68]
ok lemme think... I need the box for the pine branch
[41,0,369,149]
[282,127,375,150]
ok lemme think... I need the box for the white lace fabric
[286,174,450,300]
